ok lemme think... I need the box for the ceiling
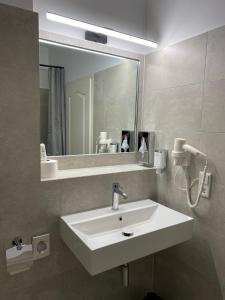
[1,0,225,52]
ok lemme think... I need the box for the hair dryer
[172,138,206,166]
[171,138,208,208]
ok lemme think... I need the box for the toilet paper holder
[6,237,33,275]
[6,234,50,275]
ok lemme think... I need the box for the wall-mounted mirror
[39,41,139,156]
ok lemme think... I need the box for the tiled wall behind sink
[143,25,225,300]
[0,4,156,299]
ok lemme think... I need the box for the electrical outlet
[32,233,50,260]
[198,172,212,199]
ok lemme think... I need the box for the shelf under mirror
[41,164,153,182]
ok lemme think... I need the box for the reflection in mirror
[39,41,139,156]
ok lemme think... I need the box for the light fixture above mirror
[46,12,158,49]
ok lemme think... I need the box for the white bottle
[40,144,47,161]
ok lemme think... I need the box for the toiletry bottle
[121,135,129,152]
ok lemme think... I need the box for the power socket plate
[32,233,50,260]
[198,172,212,199]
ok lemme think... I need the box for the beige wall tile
[200,133,225,162]
[202,79,225,132]
[143,84,203,131]
[145,33,207,91]
[205,25,225,82]
[0,67,40,184]
[0,3,38,71]
[154,252,223,300]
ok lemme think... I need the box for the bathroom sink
[60,199,193,275]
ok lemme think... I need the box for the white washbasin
[60,199,193,275]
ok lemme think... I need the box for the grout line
[146,81,204,94]
[152,254,155,291]
[145,63,225,96]
[200,32,209,132]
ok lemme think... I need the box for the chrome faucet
[112,183,128,210]
[12,237,23,250]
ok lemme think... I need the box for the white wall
[147,0,225,47]
[39,44,125,85]
[0,0,33,10]
[48,45,124,82]
[33,0,149,52]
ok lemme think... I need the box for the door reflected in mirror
[39,41,139,156]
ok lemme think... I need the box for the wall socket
[32,233,50,260]
[198,171,212,199]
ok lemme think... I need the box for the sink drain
[122,229,134,237]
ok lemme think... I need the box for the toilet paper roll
[6,244,33,275]
[41,159,58,179]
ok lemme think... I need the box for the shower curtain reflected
[47,67,66,156]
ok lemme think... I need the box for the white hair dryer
[172,138,208,208]
[172,138,206,166]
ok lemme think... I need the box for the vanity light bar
[46,12,158,49]
[39,39,126,59]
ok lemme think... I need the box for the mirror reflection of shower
[40,64,66,156]
[39,41,139,156]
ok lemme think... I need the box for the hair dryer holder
[172,138,207,167]
[172,150,191,167]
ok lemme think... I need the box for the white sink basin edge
[60,199,193,275]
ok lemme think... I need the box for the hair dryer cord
[183,160,208,208]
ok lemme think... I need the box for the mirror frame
[39,30,145,159]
